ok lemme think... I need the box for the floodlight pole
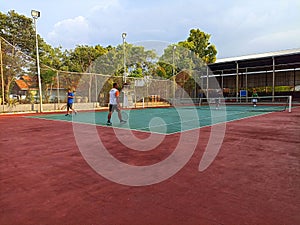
[272,56,275,102]
[172,45,176,101]
[31,10,43,112]
[0,39,5,111]
[122,33,127,83]
[236,61,239,102]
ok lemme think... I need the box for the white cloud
[203,0,300,57]
[38,0,300,57]
[90,0,121,12]
[248,29,300,51]
[47,16,90,48]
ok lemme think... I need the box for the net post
[288,95,292,113]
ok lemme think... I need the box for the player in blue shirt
[66,89,77,116]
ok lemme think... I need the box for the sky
[2,0,300,59]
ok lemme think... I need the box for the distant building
[12,75,38,101]
[12,75,67,103]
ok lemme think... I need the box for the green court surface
[27,105,287,134]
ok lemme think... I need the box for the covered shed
[206,49,300,99]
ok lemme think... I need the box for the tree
[65,45,108,72]
[178,28,217,64]
[60,45,109,102]
[39,41,65,70]
[159,44,194,79]
[93,43,157,78]
[158,29,218,97]
[0,10,35,55]
[0,10,65,102]
[0,11,37,102]
[125,44,157,78]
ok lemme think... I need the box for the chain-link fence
[0,35,203,113]
[2,36,299,113]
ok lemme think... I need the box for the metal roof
[208,48,300,74]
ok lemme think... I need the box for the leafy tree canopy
[178,28,217,64]
[0,10,35,55]
[0,10,218,102]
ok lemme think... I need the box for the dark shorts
[67,103,73,110]
[109,104,120,112]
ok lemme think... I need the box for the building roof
[208,48,300,74]
[15,79,29,90]
[15,76,37,90]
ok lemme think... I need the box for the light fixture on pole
[31,10,43,112]
[122,32,127,83]
[172,45,176,77]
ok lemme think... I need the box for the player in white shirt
[107,82,126,125]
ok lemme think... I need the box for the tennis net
[168,95,293,112]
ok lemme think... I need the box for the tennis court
[1,103,299,225]
[26,102,291,134]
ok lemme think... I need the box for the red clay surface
[0,108,300,225]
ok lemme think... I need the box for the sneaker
[120,120,127,124]
[106,121,112,126]
[65,114,69,116]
